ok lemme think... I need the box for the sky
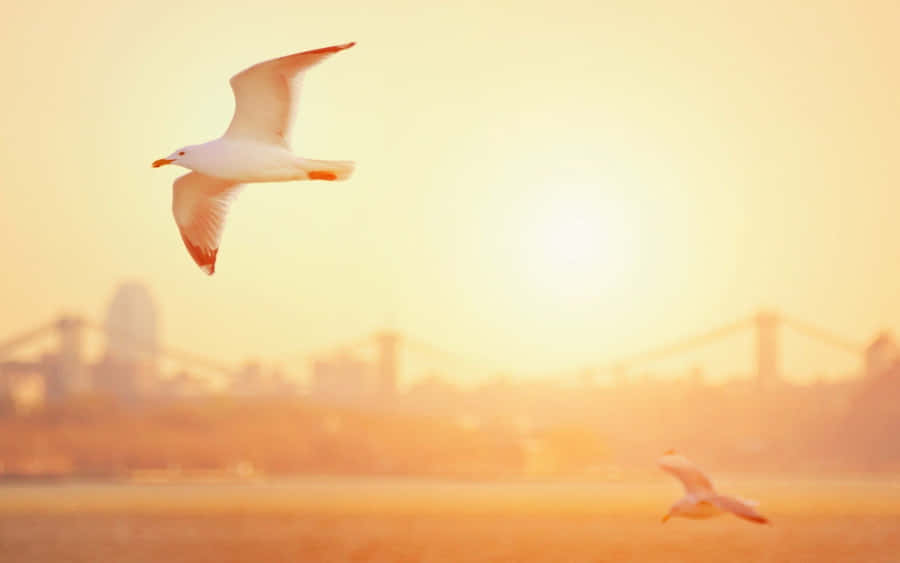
[1,0,899,384]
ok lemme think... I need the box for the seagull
[152,42,356,274]
[658,450,770,525]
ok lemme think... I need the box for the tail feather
[297,158,355,181]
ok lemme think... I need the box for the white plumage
[658,450,770,525]
[153,42,356,274]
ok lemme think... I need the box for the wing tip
[306,42,356,55]
[180,233,218,276]
[747,514,771,525]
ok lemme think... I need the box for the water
[2,477,899,562]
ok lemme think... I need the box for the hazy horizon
[2,1,899,383]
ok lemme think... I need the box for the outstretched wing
[223,42,355,146]
[172,172,242,275]
[710,495,770,524]
[657,451,715,495]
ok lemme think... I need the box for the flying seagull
[658,450,769,525]
[152,42,356,274]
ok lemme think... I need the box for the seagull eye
[178,151,185,156]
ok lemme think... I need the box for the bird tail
[296,158,355,181]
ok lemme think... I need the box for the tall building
[104,283,159,363]
[94,282,160,399]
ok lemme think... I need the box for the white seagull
[152,42,356,274]
[658,450,770,525]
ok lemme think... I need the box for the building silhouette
[310,351,370,404]
[93,282,160,400]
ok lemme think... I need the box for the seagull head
[152,147,191,168]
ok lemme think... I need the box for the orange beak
[152,158,174,168]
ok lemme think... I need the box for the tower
[374,330,400,398]
[56,315,86,394]
[754,311,779,391]
[98,282,160,399]
[864,332,897,379]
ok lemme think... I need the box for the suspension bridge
[0,308,872,403]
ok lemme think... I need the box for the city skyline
[4,3,900,561]
[0,281,877,390]
[2,1,899,382]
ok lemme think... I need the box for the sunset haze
[1,0,899,383]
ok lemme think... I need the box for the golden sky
[1,1,898,383]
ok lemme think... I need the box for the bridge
[310,310,868,391]
[0,308,872,404]
[0,315,231,402]
[595,310,865,388]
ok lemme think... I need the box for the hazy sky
[1,1,898,383]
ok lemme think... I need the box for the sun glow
[524,196,634,299]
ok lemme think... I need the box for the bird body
[666,495,724,520]
[167,139,353,184]
[152,42,356,274]
[658,450,769,525]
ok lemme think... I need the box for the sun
[523,197,634,299]
[540,214,601,270]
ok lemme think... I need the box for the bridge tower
[57,316,85,371]
[42,315,88,400]
[754,311,780,390]
[374,330,401,398]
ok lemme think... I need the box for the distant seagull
[152,42,356,274]
[658,450,770,525]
